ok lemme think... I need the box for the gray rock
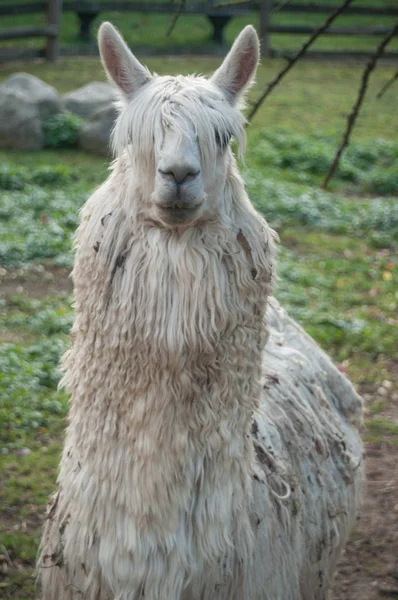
[1,72,61,121]
[63,82,117,119]
[15,447,32,457]
[79,103,118,156]
[0,88,43,150]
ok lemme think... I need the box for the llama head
[98,22,259,227]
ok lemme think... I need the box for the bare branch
[214,0,290,9]
[376,68,398,99]
[322,22,398,190]
[247,0,355,122]
[213,0,249,7]
[272,0,293,13]
[166,0,187,38]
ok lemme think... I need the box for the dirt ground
[1,267,398,599]
[331,401,398,599]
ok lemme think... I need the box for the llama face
[98,22,260,227]
[146,77,244,226]
[152,117,204,226]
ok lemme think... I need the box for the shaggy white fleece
[39,22,363,600]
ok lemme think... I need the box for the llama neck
[67,162,274,439]
[59,168,274,583]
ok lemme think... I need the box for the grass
[275,234,397,361]
[364,418,398,445]
[0,51,397,597]
[1,138,397,269]
[246,131,398,194]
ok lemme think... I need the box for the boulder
[62,82,117,119]
[0,88,43,150]
[79,103,118,156]
[1,73,61,121]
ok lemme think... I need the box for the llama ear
[98,22,150,97]
[210,25,259,104]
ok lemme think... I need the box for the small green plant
[0,165,27,191]
[0,164,76,192]
[362,166,398,196]
[0,338,68,449]
[43,111,83,149]
[248,130,398,195]
[30,165,77,186]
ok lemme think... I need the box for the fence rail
[0,0,62,60]
[268,25,396,35]
[261,2,398,16]
[258,0,398,56]
[0,2,47,15]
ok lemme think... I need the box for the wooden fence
[259,1,398,57]
[0,0,62,61]
[0,0,397,61]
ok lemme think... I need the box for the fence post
[46,0,62,61]
[259,0,272,57]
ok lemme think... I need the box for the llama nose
[158,165,200,185]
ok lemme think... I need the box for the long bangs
[111,75,247,167]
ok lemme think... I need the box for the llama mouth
[158,203,202,224]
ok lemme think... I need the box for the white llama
[39,23,363,600]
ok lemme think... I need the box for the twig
[0,545,13,566]
[213,0,249,6]
[247,0,355,122]
[166,0,187,37]
[376,68,398,99]
[272,0,293,13]
[322,22,398,190]
[214,0,290,9]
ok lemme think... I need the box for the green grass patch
[0,152,106,192]
[0,154,106,266]
[367,401,387,415]
[0,442,61,510]
[0,185,82,267]
[364,418,398,445]
[0,568,37,600]
[1,294,73,337]
[248,178,398,248]
[246,131,398,195]
[1,129,397,269]
[0,164,79,191]
[0,336,68,450]
[275,235,398,362]
[1,531,38,563]
[366,418,398,435]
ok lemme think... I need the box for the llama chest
[57,417,255,600]
[51,196,275,599]
[72,216,270,366]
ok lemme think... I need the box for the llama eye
[215,129,232,150]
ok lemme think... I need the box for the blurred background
[0,2,397,599]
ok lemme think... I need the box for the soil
[1,268,397,599]
[0,265,72,298]
[331,387,398,600]
[331,442,398,599]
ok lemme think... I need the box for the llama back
[38,182,363,600]
[245,299,363,600]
